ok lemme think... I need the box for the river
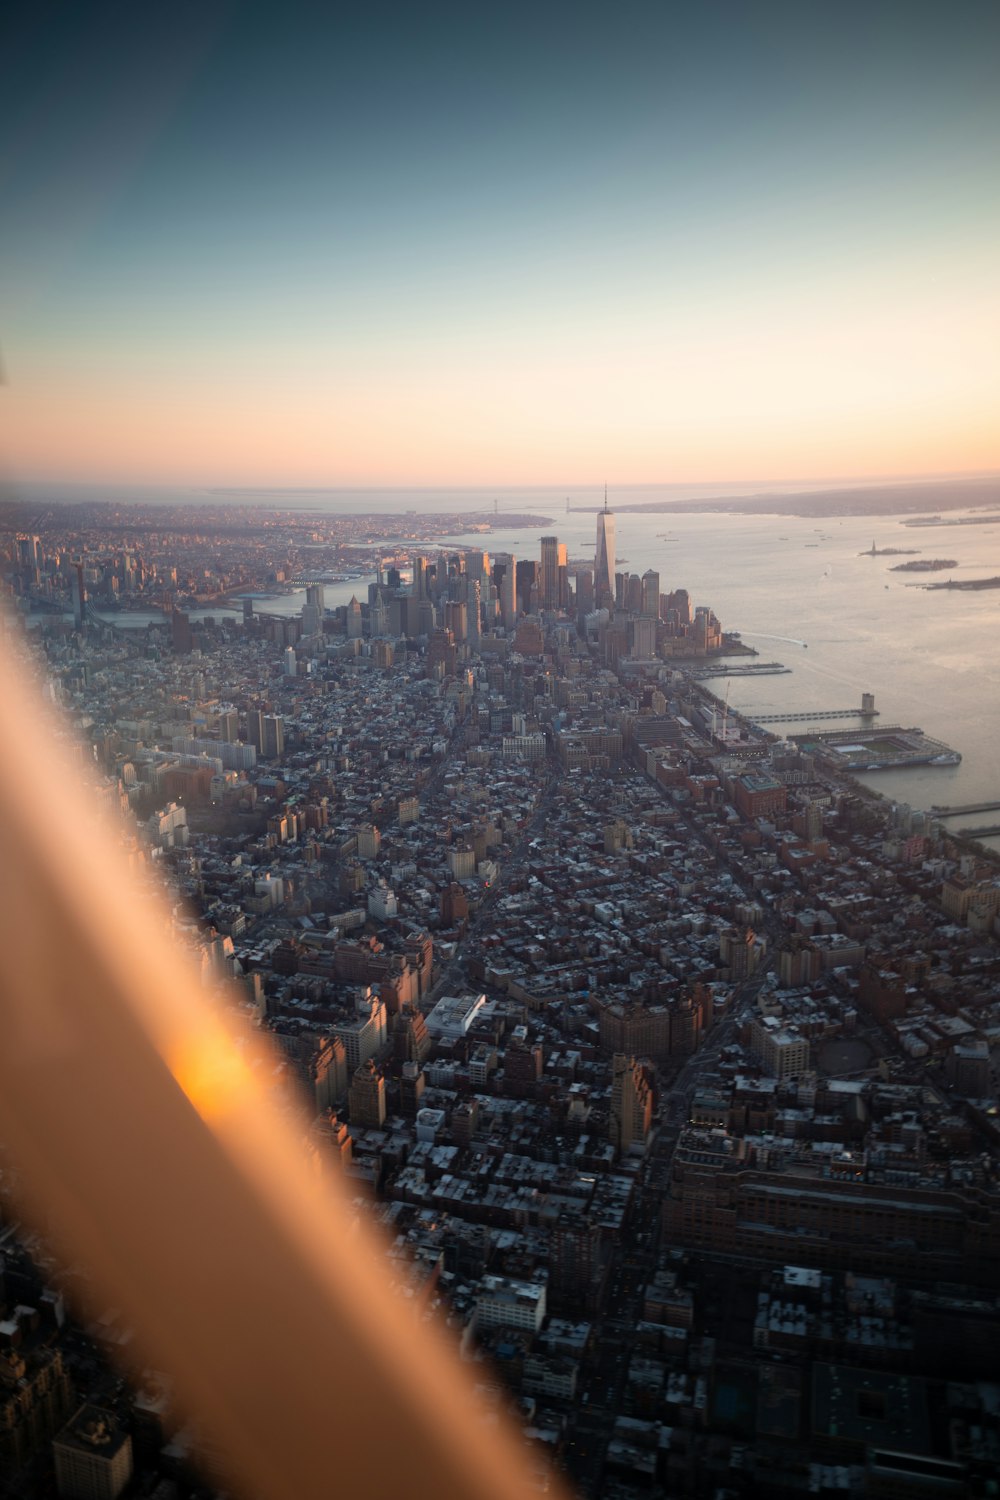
[62,481,998,851]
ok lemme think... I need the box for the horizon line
[6,466,999,499]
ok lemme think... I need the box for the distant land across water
[566,475,1000,518]
[7,470,998,521]
[6,476,999,852]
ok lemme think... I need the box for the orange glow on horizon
[5,265,999,493]
[4,370,998,493]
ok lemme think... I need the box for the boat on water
[856,750,962,771]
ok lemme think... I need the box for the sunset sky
[2,0,999,489]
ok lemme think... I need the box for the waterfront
[445,499,1000,850]
[65,481,1000,851]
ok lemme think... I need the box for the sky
[1,0,999,490]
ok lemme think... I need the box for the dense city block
[3,501,1000,1500]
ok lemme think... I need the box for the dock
[691,662,790,679]
[930,801,1000,818]
[748,708,879,725]
[788,724,961,773]
[954,824,1000,839]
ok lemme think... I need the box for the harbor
[749,706,879,725]
[723,692,880,728]
[930,801,1000,817]
[792,725,962,773]
[689,661,791,679]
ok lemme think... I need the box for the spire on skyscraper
[594,493,616,611]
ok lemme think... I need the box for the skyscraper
[465,577,481,648]
[539,536,566,612]
[216,706,239,742]
[595,494,615,611]
[170,608,193,654]
[464,549,489,588]
[53,1406,134,1500]
[641,569,660,618]
[261,715,284,760]
[246,709,264,750]
[369,588,388,638]
[348,1061,386,1129]
[631,615,657,658]
[443,600,467,642]
[574,568,594,617]
[498,553,517,631]
[71,564,87,630]
[16,534,41,586]
[515,558,537,616]
[609,1054,652,1156]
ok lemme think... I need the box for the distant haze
[2,1,998,487]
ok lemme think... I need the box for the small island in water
[891,558,958,572]
[924,575,1000,591]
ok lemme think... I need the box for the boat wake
[740,632,808,648]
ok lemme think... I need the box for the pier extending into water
[691,662,791,679]
[931,800,1000,818]
[742,694,879,727]
[790,724,960,772]
[749,707,879,725]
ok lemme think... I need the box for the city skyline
[2,0,999,489]
[4,487,1000,1497]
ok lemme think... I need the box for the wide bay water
[450,503,1000,853]
[63,478,999,850]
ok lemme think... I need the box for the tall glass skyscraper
[539,535,567,611]
[595,500,616,610]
